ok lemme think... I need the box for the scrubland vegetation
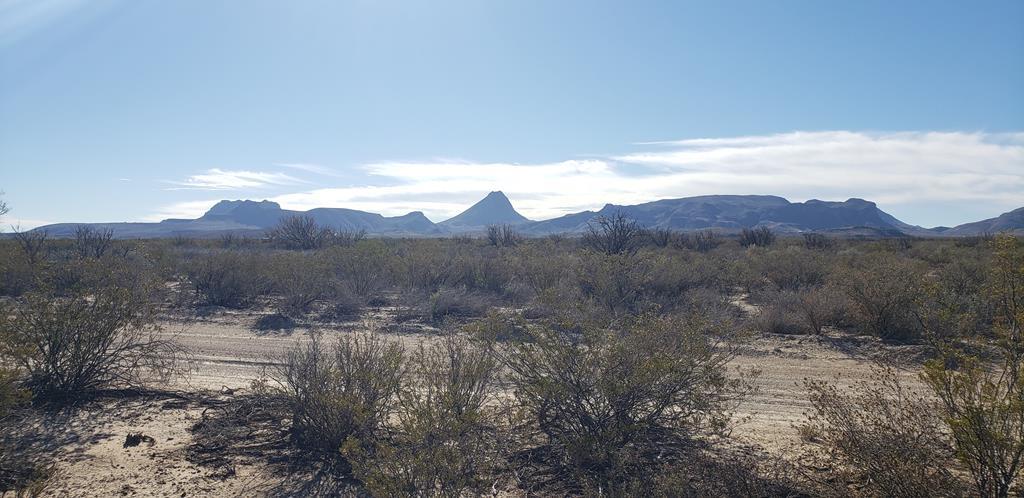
[0,214,1021,496]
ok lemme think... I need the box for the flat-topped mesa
[202,200,282,217]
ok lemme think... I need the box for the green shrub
[921,235,1024,498]
[427,287,490,324]
[278,332,404,454]
[345,335,499,497]
[833,252,926,342]
[739,226,776,247]
[0,288,180,401]
[186,251,270,308]
[577,252,652,316]
[688,229,723,253]
[582,212,643,255]
[503,312,751,491]
[264,253,331,317]
[759,247,828,291]
[803,367,965,497]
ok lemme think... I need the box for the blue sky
[1,0,1022,229]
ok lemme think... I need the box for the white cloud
[148,131,1024,227]
[167,168,305,191]
[613,131,1024,208]
[141,199,221,222]
[277,163,345,177]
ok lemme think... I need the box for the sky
[1,0,1022,229]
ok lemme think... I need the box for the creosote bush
[582,212,643,255]
[803,367,964,497]
[278,331,404,454]
[486,224,523,247]
[344,334,500,497]
[921,235,1024,498]
[834,252,925,342]
[0,287,180,401]
[503,312,753,491]
[267,215,335,250]
[186,251,269,308]
[740,226,776,247]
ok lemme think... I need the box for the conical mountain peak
[439,191,529,230]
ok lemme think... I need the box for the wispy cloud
[141,199,222,222]
[277,163,345,177]
[167,168,305,191]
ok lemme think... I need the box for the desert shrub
[789,285,844,335]
[43,254,162,304]
[758,247,828,291]
[486,224,522,247]
[833,252,926,342]
[753,292,809,335]
[918,255,994,342]
[689,229,723,253]
[427,287,490,324]
[466,309,533,343]
[921,235,1024,498]
[510,244,575,295]
[803,232,835,250]
[345,335,499,497]
[12,229,48,266]
[268,215,334,250]
[0,288,180,401]
[802,367,965,497]
[646,252,727,305]
[503,312,751,491]
[0,368,27,418]
[955,231,995,248]
[885,236,915,252]
[739,226,776,247]
[642,227,681,248]
[264,253,331,317]
[582,212,643,255]
[444,248,512,296]
[72,225,113,259]
[332,228,368,247]
[278,332,404,454]
[577,252,653,316]
[395,241,453,292]
[185,251,270,308]
[0,248,38,297]
[641,448,806,497]
[323,240,395,300]
[0,446,53,498]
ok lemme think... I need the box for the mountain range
[28,192,1022,238]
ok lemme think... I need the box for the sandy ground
[12,310,927,497]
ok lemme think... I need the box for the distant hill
[942,207,1024,236]
[522,195,934,235]
[28,192,1022,239]
[439,191,529,232]
[33,200,441,238]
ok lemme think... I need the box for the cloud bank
[154,131,1024,227]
